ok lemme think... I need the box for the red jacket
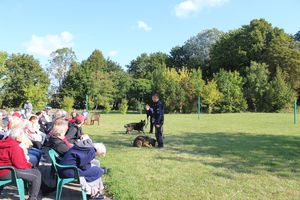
[0,137,32,177]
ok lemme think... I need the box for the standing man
[24,100,33,115]
[146,94,164,148]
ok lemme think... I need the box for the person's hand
[145,104,150,111]
[156,124,160,128]
[80,134,90,140]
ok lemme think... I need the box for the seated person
[9,118,42,167]
[25,115,46,149]
[45,118,73,156]
[58,137,106,199]
[0,129,41,200]
[65,114,85,144]
[36,111,50,134]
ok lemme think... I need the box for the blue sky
[0,0,299,68]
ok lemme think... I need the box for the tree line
[0,18,299,113]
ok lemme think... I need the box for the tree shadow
[160,132,300,178]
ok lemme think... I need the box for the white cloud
[175,0,228,18]
[24,31,74,57]
[137,20,152,32]
[108,50,119,57]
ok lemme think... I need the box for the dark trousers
[0,168,41,200]
[155,124,164,148]
[149,120,154,133]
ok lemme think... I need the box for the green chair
[48,149,87,200]
[0,166,25,200]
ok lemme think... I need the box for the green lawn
[83,113,300,200]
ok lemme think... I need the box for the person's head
[152,93,160,103]
[52,118,69,138]
[10,116,24,129]
[26,100,30,103]
[35,111,42,117]
[75,114,85,127]
[29,115,38,124]
[55,110,63,119]
[94,143,106,157]
[71,112,78,118]
[9,128,32,148]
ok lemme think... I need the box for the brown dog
[133,135,156,148]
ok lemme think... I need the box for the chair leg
[81,188,87,200]
[56,180,64,200]
[16,179,25,200]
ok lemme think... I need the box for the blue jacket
[58,139,104,182]
[150,100,164,125]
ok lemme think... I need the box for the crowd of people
[0,102,108,200]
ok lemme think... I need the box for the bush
[119,99,129,114]
[215,69,247,113]
[266,68,294,112]
[201,80,222,114]
[61,96,74,113]
[104,102,111,113]
[244,62,270,112]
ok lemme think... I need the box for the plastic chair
[48,149,87,200]
[0,166,25,200]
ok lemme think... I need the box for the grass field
[83,113,300,200]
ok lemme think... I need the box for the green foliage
[88,98,95,110]
[61,96,74,113]
[152,67,183,112]
[244,62,270,112]
[104,102,112,113]
[24,83,48,110]
[170,28,223,72]
[210,18,300,93]
[119,99,129,114]
[60,49,116,109]
[214,69,247,113]
[266,68,294,112]
[127,52,169,79]
[1,53,50,108]
[201,80,222,113]
[128,78,152,106]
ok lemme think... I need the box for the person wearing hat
[65,114,86,144]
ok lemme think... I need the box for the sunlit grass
[84,113,300,200]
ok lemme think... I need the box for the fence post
[294,98,297,127]
[86,95,89,111]
[198,96,201,120]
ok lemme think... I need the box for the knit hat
[75,114,85,124]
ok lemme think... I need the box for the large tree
[210,19,300,93]
[127,52,169,79]
[295,31,300,42]
[2,54,49,108]
[169,28,223,77]
[48,48,76,88]
[243,62,270,112]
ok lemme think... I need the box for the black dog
[133,135,156,148]
[124,120,146,134]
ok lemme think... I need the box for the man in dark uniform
[146,94,164,148]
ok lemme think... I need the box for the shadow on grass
[162,132,300,178]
